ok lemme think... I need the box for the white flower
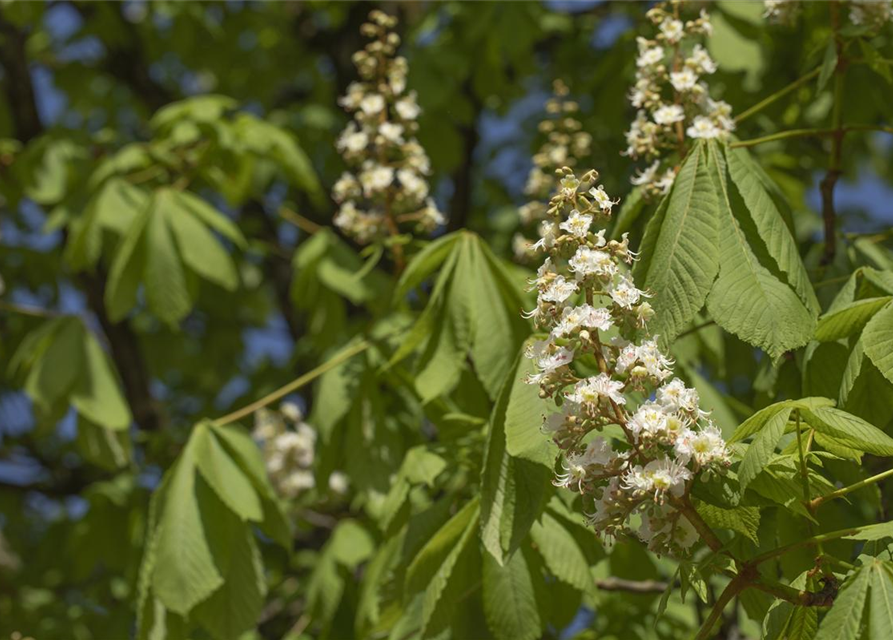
[395,95,421,120]
[589,185,617,214]
[566,373,626,407]
[670,68,698,92]
[687,44,717,74]
[559,210,593,238]
[653,104,685,125]
[623,457,691,498]
[328,471,349,494]
[631,160,660,187]
[686,115,721,139]
[360,93,385,115]
[654,169,676,194]
[627,402,669,439]
[581,437,615,467]
[637,44,665,68]
[541,275,578,304]
[656,378,702,414]
[608,274,647,309]
[280,402,303,424]
[552,304,614,338]
[338,82,365,110]
[397,168,428,201]
[674,424,728,466]
[660,18,684,43]
[336,124,369,153]
[569,246,617,279]
[359,163,395,195]
[528,340,574,376]
[379,121,404,143]
[532,221,559,252]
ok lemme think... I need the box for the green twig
[810,466,893,510]
[213,339,371,426]
[734,66,822,124]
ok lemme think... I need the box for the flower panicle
[333,11,445,245]
[523,166,731,556]
[625,2,734,199]
[514,80,593,262]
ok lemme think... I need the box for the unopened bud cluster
[524,168,730,556]
[765,0,891,28]
[850,0,893,27]
[333,11,444,244]
[625,2,733,198]
[514,81,592,262]
[253,402,317,499]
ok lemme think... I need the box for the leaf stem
[751,525,865,565]
[729,125,893,149]
[0,300,61,318]
[809,466,893,510]
[694,574,746,640]
[213,339,371,426]
[734,66,822,124]
[279,206,323,235]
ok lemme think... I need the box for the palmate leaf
[11,316,132,431]
[636,140,720,343]
[105,188,245,325]
[142,422,288,638]
[705,141,816,358]
[529,511,591,591]
[738,405,792,490]
[392,231,529,401]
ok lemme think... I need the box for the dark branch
[0,10,43,142]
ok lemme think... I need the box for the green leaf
[814,567,869,640]
[163,192,239,291]
[151,450,224,614]
[862,302,893,386]
[818,40,838,92]
[395,232,462,299]
[105,205,151,321]
[482,547,541,640]
[705,143,815,358]
[787,606,818,640]
[638,141,719,343]
[696,503,760,543]
[70,327,133,430]
[802,406,893,456]
[725,146,818,316]
[194,424,263,522]
[144,193,193,325]
[859,39,893,84]
[869,561,893,639]
[191,479,266,640]
[529,511,591,590]
[481,359,552,564]
[738,406,791,490]
[815,297,891,342]
[504,347,558,467]
[406,498,480,597]
[845,522,893,541]
[175,190,246,248]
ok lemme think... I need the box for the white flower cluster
[513,81,593,262]
[849,0,892,27]
[624,3,734,198]
[524,167,730,556]
[333,11,444,244]
[254,402,317,500]
[763,0,801,24]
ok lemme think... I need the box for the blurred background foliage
[0,1,892,639]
